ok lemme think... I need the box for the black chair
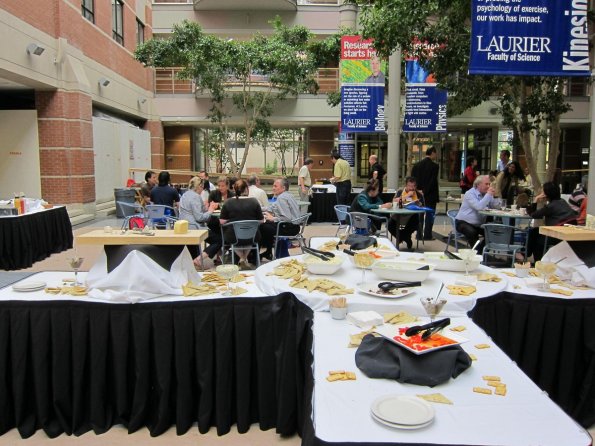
[273,213,311,260]
[349,211,388,238]
[220,220,261,267]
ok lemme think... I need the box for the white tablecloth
[1,271,266,303]
[312,312,590,445]
[255,252,507,315]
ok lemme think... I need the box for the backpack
[128,216,145,229]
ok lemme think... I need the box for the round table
[255,252,507,315]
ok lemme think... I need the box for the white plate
[375,323,468,355]
[12,281,47,292]
[357,281,417,299]
[371,395,435,426]
[370,410,434,430]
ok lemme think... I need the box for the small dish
[357,282,416,299]
[375,323,467,355]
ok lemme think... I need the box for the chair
[349,211,388,238]
[333,205,351,236]
[116,201,145,230]
[273,213,311,260]
[145,204,178,229]
[220,220,261,267]
[481,223,525,267]
[446,209,467,250]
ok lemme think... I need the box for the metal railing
[155,67,339,95]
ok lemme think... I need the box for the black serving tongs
[377,281,422,292]
[443,249,461,260]
[405,318,450,340]
[302,245,335,261]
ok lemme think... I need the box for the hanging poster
[469,0,590,76]
[403,42,447,133]
[340,36,386,133]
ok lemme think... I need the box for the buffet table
[0,206,73,270]
[303,312,590,446]
[0,272,312,439]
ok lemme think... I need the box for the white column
[387,49,402,190]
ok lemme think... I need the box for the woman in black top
[526,182,577,261]
[220,179,263,268]
[494,161,525,206]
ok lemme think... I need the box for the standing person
[497,149,510,173]
[460,156,478,194]
[368,154,386,193]
[494,160,525,206]
[298,158,314,201]
[247,174,269,208]
[412,146,439,240]
[330,150,352,206]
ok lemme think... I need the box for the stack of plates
[12,281,47,292]
[370,395,435,430]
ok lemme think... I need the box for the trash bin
[114,188,137,218]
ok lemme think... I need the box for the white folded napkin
[524,277,543,289]
[542,241,595,287]
[346,311,384,329]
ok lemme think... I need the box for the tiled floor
[5,215,594,443]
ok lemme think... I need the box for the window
[81,0,94,23]
[112,0,124,45]
[136,19,145,46]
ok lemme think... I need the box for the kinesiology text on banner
[469,0,590,76]
[340,36,386,133]
[403,42,447,133]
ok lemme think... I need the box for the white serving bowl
[372,260,434,282]
[303,252,345,275]
[346,249,398,269]
[421,252,481,272]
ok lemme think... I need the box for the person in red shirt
[460,156,478,193]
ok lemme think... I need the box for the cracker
[345,372,356,380]
[476,273,501,282]
[383,311,417,325]
[469,354,477,361]
[450,325,466,332]
[549,288,573,296]
[475,344,491,349]
[326,374,343,382]
[446,285,477,296]
[486,381,505,387]
[416,393,453,405]
[473,387,492,395]
[348,328,376,348]
[482,375,500,381]
[495,386,508,396]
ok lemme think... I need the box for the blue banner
[469,0,590,76]
[403,60,447,133]
[341,86,385,133]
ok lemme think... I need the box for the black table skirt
[0,207,73,270]
[0,293,314,439]
[310,193,396,223]
[470,292,595,428]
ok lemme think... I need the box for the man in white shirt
[247,174,269,208]
[298,158,314,201]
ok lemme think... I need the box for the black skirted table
[0,293,314,439]
[310,193,396,223]
[0,206,73,270]
[470,292,595,428]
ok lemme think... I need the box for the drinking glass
[420,297,447,322]
[67,257,84,286]
[353,252,374,285]
[457,249,476,276]
[535,261,556,291]
[216,264,240,296]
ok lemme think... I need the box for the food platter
[357,282,417,299]
[375,323,467,355]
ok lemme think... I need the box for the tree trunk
[546,115,561,183]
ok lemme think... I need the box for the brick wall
[36,90,96,204]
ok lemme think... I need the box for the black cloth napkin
[355,334,472,387]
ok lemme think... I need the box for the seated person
[179,177,218,229]
[260,178,303,259]
[350,179,393,235]
[219,179,263,269]
[388,177,425,250]
[455,175,500,252]
[150,171,180,210]
[526,182,577,261]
